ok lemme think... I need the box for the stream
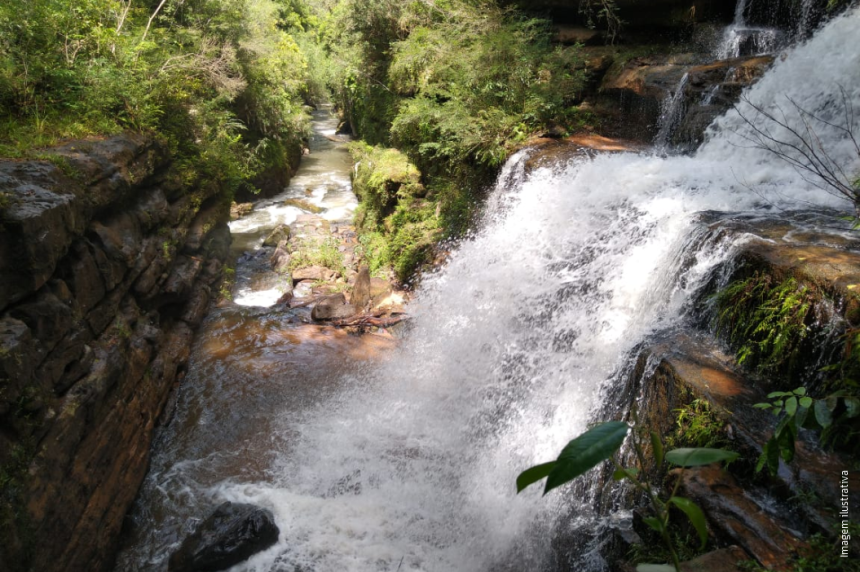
[116,8,860,572]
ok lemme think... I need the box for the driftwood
[331,312,409,330]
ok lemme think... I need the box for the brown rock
[230,202,254,220]
[263,223,291,247]
[284,198,323,213]
[270,240,292,274]
[0,317,36,418]
[675,465,807,571]
[8,289,74,356]
[680,546,750,572]
[351,266,372,310]
[311,293,357,321]
[293,265,337,283]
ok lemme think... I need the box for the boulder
[230,202,253,220]
[262,224,291,247]
[270,240,292,274]
[351,266,372,310]
[311,293,357,321]
[168,502,280,572]
[674,465,807,570]
[293,265,338,283]
[680,546,751,572]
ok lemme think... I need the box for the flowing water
[116,8,860,572]
[715,0,785,59]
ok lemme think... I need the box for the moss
[349,143,441,283]
[349,142,424,224]
[665,398,728,450]
[714,272,820,383]
[289,237,346,277]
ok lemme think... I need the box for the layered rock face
[0,135,231,572]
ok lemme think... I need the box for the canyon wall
[0,135,231,572]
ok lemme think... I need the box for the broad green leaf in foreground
[636,565,676,572]
[543,421,629,495]
[516,462,556,493]
[665,447,739,467]
[669,496,708,548]
[650,430,664,467]
[814,399,833,428]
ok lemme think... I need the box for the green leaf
[794,405,809,430]
[669,496,709,549]
[826,396,839,412]
[642,516,664,533]
[845,397,860,418]
[777,423,796,464]
[650,431,664,467]
[768,391,791,398]
[814,399,833,428]
[516,461,556,493]
[665,448,740,467]
[753,403,772,409]
[612,467,640,481]
[793,387,807,396]
[636,565,676,572]
[799,396,813,409]
[784,396,798,416]
[543,421,629,495]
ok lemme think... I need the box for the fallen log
[331,313,409,329]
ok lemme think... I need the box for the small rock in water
[168,502,279,572]
[283,198,323,214]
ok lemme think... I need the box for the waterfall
[715,0,785,59]
[117,8,860,572]
[654,73,690,149]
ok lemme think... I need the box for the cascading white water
[118,8,860,572]
[654,73,690,149]
[715,0,784,59]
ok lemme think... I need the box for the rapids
[115,8,860,572]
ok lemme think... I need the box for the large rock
[270,240,292,274]
[293,265,338,283]
[596,53,771,143]
[675,466,807,570]
[350,266,372,310]
[311,293,357,321]
[262,223,291,247]
[169,502,280,572]
[0,136,231,572]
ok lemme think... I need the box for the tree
[732,87,860,216]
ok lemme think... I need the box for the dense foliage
[309,0,589,280]
[0,0,316,197]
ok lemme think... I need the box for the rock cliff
[0,135,231,572]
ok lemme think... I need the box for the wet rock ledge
[0,135,231,572]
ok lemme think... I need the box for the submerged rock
[169,502,280,572]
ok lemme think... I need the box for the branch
[141,0,169,45]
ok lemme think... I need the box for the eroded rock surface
[0,135,230,572]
